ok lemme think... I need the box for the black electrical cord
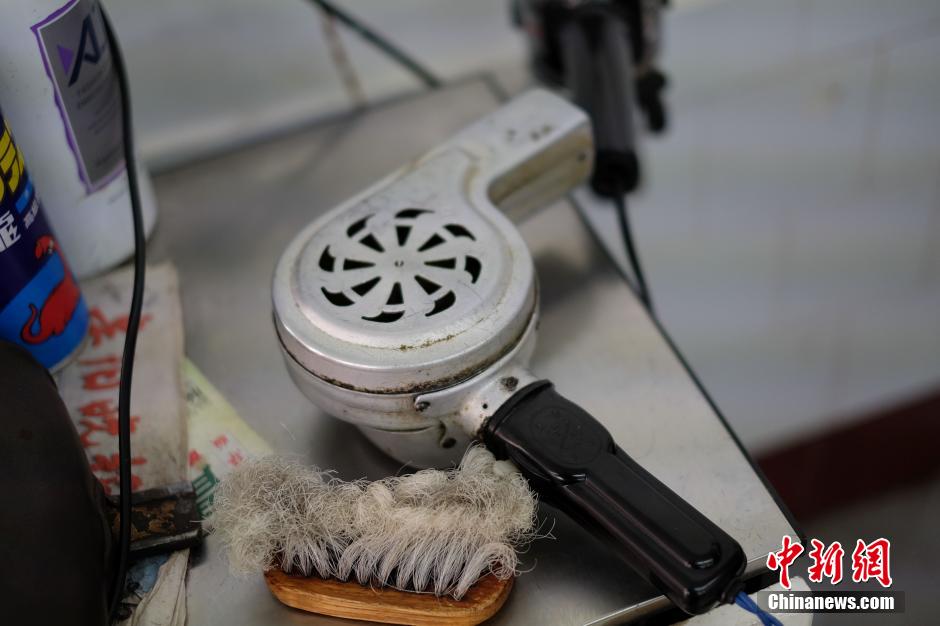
[99,4,146,621]
[308,0,442,89]
[613,194,653,311]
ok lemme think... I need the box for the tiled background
[109,0,940,453]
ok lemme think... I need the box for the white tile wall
[630,0,940,450]
[108,0,523,165]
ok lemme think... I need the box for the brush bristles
[207,446,537,599]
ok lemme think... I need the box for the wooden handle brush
[208,447,536,624]
[264,569,512,625]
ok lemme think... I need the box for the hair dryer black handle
[483,381,746,615]
[559,5,639,196]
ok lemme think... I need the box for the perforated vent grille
[318,209,483,323]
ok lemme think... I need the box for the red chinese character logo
[766,535,804,589]
[79,354,122,390]
[77,399,140,448]
[88,307,152,347]
[807,539,844,584]
[851,538,892,587]
[188,449,204,467]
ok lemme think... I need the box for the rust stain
[397,332,459,352]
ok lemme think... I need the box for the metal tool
[104,482,203,559]
[272,89,745,614]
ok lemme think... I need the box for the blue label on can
[0,110,88,369]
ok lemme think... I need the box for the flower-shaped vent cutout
[317,208,483,323]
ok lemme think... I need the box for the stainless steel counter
[149,78,797,625]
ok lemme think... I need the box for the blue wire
[735,590,783,626]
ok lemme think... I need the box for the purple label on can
[0,110,88,369]
[32,0,125,192]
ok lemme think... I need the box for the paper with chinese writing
[55,263,187,493]
[183,357,271,516]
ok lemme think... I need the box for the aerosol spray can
[0,0,156,279]
[0,105,88,371]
